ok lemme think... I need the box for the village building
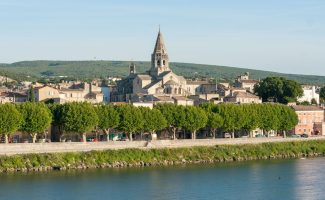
[297,85,320,104]
[291,105,325,135]
[0,91,27,103]
[33,82,104,104]
[234,72,259,93]
[110,30,218,105]
[223,90,262,104]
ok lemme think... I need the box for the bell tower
[149,29,170,77]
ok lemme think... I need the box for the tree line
[0,102,298,143]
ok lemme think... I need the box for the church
[110,30,218,105]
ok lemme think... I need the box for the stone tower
[149,29,170,77]
[129,62,136,75]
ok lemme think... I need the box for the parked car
[290,134,301,138]
[255,134,265,138]
[224,133,231,138]
[300,133,309,138]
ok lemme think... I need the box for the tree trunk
[129,133,133,141]
[267,131,270,138]
[213,129,216,139]
[4,134,9,144]
[172,127,177,140]
[82,133,87,143]
[283,130,286,138]
[31,134,37,143]
[192,130,196,140]
[231,130,235,139]
[105,129,110,141]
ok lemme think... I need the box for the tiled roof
[186,80,209,85]
[137,74,152,80]
[291,105,324,111]
[227,92,259,98]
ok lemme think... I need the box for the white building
[298,85,320,104]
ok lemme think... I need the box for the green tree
[0,104,22,143]
[116,104,143,141]
[311,98,317,105]
[155,103,186,140]
[28,87,36,102]
[214,104,244,138]
[61,102,98,142]
[257,104,280,137]
[277,105,298,137]
[320,86,325,103]
[18,102,52,143]
[206,112,223,138]
[182,106,208,139]
[140,107,167,139]
[95,105,119,141]
[241,104,260,137]
[254,77,303,104]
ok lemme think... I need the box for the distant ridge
[0,60,324,85]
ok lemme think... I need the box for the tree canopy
[254,77,303,104]
[140,107,167,135]
[95,105,119,135]
[60,102,98,142]
[182,106,208,139]
[18,102,52,143]
[0,104,22,143]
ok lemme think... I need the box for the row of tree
[0,102,298,143]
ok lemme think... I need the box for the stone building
[292,105,325,135]
[297,85,320,104]
[110,30,218,104]
[33,82,104,104]
[234,72,259,93]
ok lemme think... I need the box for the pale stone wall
[1,137,325,155]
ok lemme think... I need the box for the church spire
[150,29,170,76]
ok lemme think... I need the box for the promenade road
[0,137,325,155]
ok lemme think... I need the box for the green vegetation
[320,86,325,103]
[0,104,22,143]
[0,60,324,84]
[17,103,52,143]
[0,102,298,142]
[95,105,120,138]
[60,102,99,142]
[1,140,325,172]
[254,77,303,104]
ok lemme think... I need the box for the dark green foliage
[320,86,325,103]
[254,77,303,104]
[1,60,324,84]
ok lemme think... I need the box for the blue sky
[0,0,325,75]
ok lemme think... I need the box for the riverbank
[1,137,325,155]
[1,140,325,173]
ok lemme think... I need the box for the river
[0,158,324,200]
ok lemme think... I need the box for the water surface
[0,158,324,200]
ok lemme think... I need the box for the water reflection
[0,158,325,200]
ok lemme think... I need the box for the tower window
[157,60,160,66]
[163,60,165,65]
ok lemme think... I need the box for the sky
[0,0,325,75]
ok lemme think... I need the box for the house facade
[292,105,325,135]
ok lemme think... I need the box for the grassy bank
[1,140,325,173]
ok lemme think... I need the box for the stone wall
[1,137,325,155]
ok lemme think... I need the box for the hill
[0,60,324,85]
